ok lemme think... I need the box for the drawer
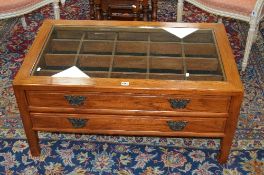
[31,113,226,136]
[26,91,230,113]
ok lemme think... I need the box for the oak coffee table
[13,20,243,163]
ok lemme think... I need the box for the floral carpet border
[0,138,263,174]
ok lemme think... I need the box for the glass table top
[33,25,225,81]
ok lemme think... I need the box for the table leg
[107,7,112,20]
[95,0,102,20]
[14,89,40,156]
[151,0,158,21]
[218,137,231,163]
[142,0,148,21]
[218,95,243,163]
[132,5,139,21]
[89,0,95,19]
[26,131,40,156]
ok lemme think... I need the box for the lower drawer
[30,113,226,136]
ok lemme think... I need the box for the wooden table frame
[13,20,243,164]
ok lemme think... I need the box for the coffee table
[13,20,243,163]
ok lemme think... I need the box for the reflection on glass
[33,26,225,81]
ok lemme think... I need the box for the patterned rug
[0,139,263,174]
[0,18,19,39]
[0,0,263,174]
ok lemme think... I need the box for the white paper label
[121,82,129,86]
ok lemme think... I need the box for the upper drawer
[26,91,230,113]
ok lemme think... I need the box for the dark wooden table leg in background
[94,0,102,20]
[142,0,148,21]
[151,0,158,21]
[89,0,95,19]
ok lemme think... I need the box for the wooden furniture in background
[90,0,158,21]
[13,20,243,163]
[177,0,264,71]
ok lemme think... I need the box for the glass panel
[32,26,225,81]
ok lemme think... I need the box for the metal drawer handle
[167,121,188,131]
[67,118,88,128]
[64,95,86,106]
[168,99,190,109]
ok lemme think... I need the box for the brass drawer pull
[168,99,190,109]
[64,95,86,106]
[67,118,88,128]
[167,121,188,131]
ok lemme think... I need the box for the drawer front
[26,91,230,113]
[31,113,226,134]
